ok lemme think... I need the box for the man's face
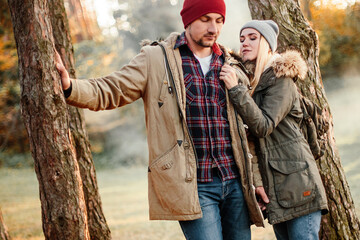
[185,13,224,49]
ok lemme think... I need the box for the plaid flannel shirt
[174,32,239,182]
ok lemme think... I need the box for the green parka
[228,51,328,224]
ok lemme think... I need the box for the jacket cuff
[229,84,241,92]
[228,84,247,96]
[63,81,72,99]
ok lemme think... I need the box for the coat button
[243,124,249,129]
[248,153,253,159]
[161,162,173,170]
[184,142,190,149]
[185,177,193,182]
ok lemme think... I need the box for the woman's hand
[255,186,269,211]
[220,64,238,89]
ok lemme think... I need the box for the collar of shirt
[174,32,223,57]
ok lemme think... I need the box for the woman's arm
[228,77,296,138]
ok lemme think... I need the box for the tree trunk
[247,0,360,239]
[0,208,10,240]
[7,0,90,239]
[48,1,111,239]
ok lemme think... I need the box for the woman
[220,20,328,239]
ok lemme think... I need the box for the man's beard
[190,32,217,48]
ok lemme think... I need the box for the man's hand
[220,64,238,89]
[255,186,269,211]
[54,50,71,90]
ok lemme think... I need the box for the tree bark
[48,1,111,239]
[0,208,10,240]
[247,0,360,239]
[7,0,90,239]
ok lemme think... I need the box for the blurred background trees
[307,0,360,78]
[65,0,102,42]
[0,0,25,157]
[113,0,182,51]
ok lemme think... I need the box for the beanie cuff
[180,0,226,28]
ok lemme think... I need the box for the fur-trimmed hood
[230,50,308,81]
[267,50,308,80]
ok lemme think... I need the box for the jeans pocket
[269,159,315,208]
[149,142,198,215]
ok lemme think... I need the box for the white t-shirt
[194,53,213,76]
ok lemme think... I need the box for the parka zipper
[234,109,250,185]
[158,43,199,168]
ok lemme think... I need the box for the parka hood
[268,50,308,80]
[140,32,180,48]
[230,50,308,81]
[140,33,239,66]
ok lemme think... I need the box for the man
[56,0,266,239]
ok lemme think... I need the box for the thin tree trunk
[64,0,100,42]
[247,0,360,239]
[300,0,312,21]
[7,0,90,238]
[0,208,10,240]
[48,1,111,239]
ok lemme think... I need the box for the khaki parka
[66,32,265,226]
[228,51,328,224]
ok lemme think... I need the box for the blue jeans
[179,168,251,240]
[273,211,322,240]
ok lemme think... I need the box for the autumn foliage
[308,1,360,77]
[0,0,28,155]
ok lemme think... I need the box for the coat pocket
[149,142,198,215]
[269,159,315,208]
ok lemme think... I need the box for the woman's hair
[250,36,273,95]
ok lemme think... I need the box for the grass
[0,167,277,239]
[1,164,359,240]
[0,169,42,239]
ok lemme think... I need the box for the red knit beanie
[180,0,226,28]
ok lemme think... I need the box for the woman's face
[240,28,261,61]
